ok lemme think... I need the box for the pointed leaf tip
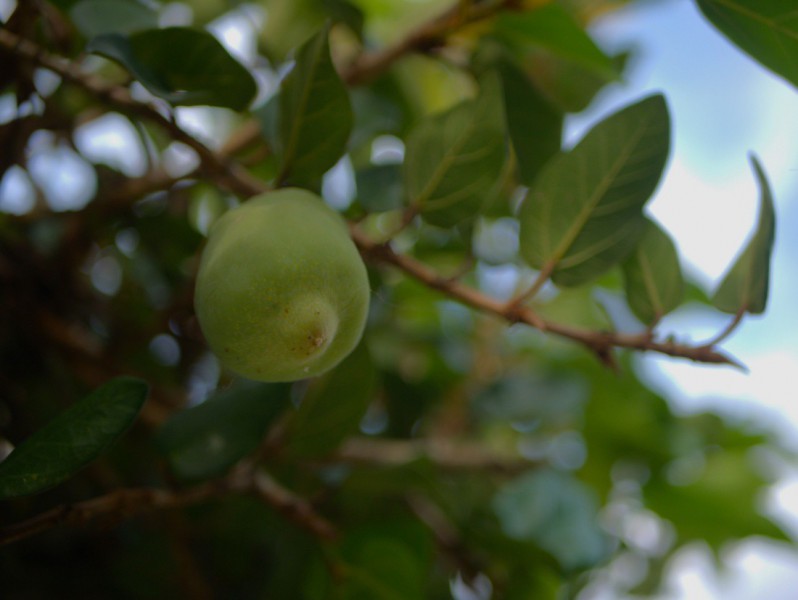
[87,28,257,110]
[278,24,353,188]
[712,155,776,315]
[623,218,684,324]
[0,377,148,499]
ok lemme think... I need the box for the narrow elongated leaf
[405,76,507,227]
[696,0,798,89]
[156,382,291,481]
[70,0,157,37]
[494,6,618,80]
[496,57,562,185]
[622,218,684,324]
[278,25,353,188]
[0,377,148,499]
[519,94,670,286]
[87,28,257,110]
[285,344,376,458]
[712,155,776,314]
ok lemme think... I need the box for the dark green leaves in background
[404,76,507,227]
[493,5,618,81]
[87,27,257,110]
[70,0,157,37]
[519,94,671,286]
[712,155,776,315]
[285,344,376,458]
[696,0,798,89]
[496,57,563,185]
[494,469,610,571]
[623,218,684,324]
[0,378,148,499]
[645,447,789,548]
[489,4,624,113]
[156,382,291,482]
[277,25,353,188]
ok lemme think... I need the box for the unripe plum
[194,188,370,382]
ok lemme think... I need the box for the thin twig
[700,307,746,348]
[506,260,556,314]
[250,470,338,540]
[351,226,741,367]
[0,466,337,546]
[406,493,484,580]
[0,27,265,199]
[332,437,536,473]
[342,0,524,86]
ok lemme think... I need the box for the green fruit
[194,188,370,382]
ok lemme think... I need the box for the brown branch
[700,307,746,348]
[250,470,338,540]
[0,465,337,546]
[507,260,556,315]
[0,481,227,546]
[342,0,524,86]
[406,493,484,580]
[333,437,536,473]
[0,26,265,199]
[351,226,741,367]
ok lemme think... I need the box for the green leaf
[712,155,776,314]
[405,75,507,227]
[526,48,631,114]
[322,0,365,40]
[156,382,291,481]
[494,6,618,80]
[493,469,610,571]
[645,449,789,549]
[696,0,798,89]
[87,28,257,110]
[0,377,148,499]
[355,163,404,213]
[70,0,157,37]
[495,57,562,185]
[278,24,353,188]
[622,218,684,324]
[254,93,283,164]
[285,344,376,458]
[519,94,671,286]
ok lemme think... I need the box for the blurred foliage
[0,0,794,598]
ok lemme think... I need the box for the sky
[575,0,798,598]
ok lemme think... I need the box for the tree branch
[0,25,742,367]
[250,470,338,540]
[351,227,741,367]
[342,0,525,86]
[333,437,537,473]
[0,465,337,546]
[700,307,746,348]
[0,481,226,546]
